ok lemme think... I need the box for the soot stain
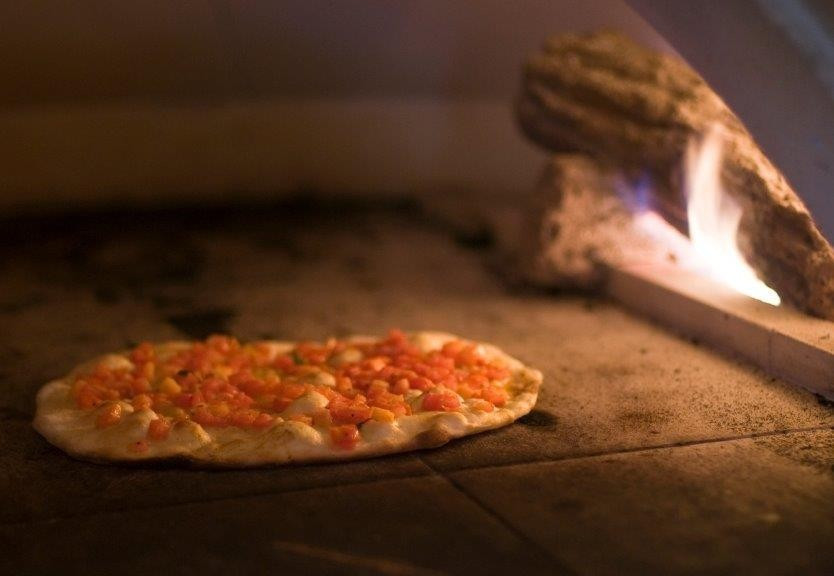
[549,498,584,513]
[255,232,314,263]
[453,227,495,250]
[815,393,834,408]
[0,406,29,421]
[151,293,196,311]
[343,254,369,273]
[0,294,46,314]
[93,285,121,305]
[166,308,236,339]
[519,409,558,429]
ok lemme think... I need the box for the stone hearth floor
[2,200,833,575]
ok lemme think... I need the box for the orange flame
[633,125,780,306]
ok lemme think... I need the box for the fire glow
[634,126,781,306]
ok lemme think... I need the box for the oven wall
[0,0,671,213]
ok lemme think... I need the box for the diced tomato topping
[441,340,466,357]
[367,390,409,417]
[330,424,360,449]
[481,386,508,407]
[132,394,153,411]
[130,342,155,364]
[147,417,171,441]
[76,387,102,409]
[271,391,296,409]
[96,402,123,428]
[410,377,433,391]
[368,379,389,395]
[391,378,410,394]
[129,377,150,394]
[272,355,295,371]
[421,390,461,412]
[69,330,513,442]
[253,412,274,428]
[281,382,307,399]
[191,407,218,426]
[457,346,482,366]
[484,365,510,380]
[468,399,495,412]
[328,396,373,425]
[229,409,259,428]
[366,357,387,372]
[237,377,265,397]
[312,409,332,428]
[175,393,197,408]
[335,376,354,395]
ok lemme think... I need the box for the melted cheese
[283,391,329,416]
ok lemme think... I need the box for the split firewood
[516,31,834,320]
[521,154,682,289]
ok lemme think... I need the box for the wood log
[516,31,834,320]
[524,155,834,400]
[522,155,688,290]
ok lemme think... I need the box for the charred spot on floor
[0,294,47,314]
[453,227,495,251]
[519,410,558,429]
[166,308,236,339]
[93,285,121,305]
[815,393,834,408]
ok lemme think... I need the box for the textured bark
[522,155,681,289]
[517,31,834,319]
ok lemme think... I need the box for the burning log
[521,155,673,289]
[517,31,834,320]
[515,154,834,400]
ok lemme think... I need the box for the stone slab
[0,475,562,576]
[450,431,834,575]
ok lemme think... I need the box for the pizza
[33,330,541,466]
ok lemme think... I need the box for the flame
[684,127,780,305]
[633,126,780,306]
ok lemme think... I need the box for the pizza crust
[33,332,542,466]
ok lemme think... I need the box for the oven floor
[2,200,834,575]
